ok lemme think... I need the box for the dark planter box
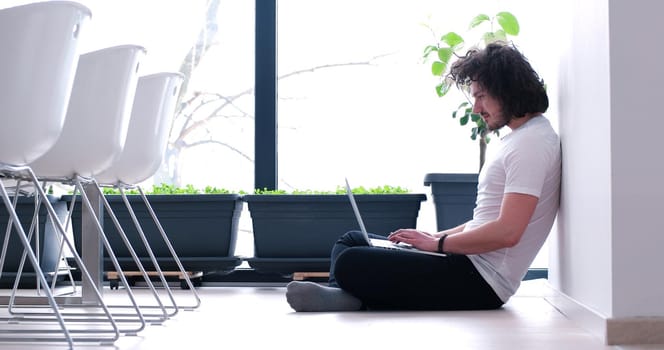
[243,193,427,275]
[0,195,65,285]
[424,173,478,231]
[63,194,243,275]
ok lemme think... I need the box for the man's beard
[485,111,510,131]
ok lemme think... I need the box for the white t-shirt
[466,115,561,302]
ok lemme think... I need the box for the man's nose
[472,102,481,114]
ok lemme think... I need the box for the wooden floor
[0,279,661,350]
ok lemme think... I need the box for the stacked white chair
[96,73,185,188]
[29,45,146,181]
[0,1,87,166]
[0,1,118,348]
[95,72,203,311]
[27,44,179,332]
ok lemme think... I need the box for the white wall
[608,0,664,318]
[552,0,664,321]
[551,0,613,317]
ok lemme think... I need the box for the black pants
[329,230,504,310]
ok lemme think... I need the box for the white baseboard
[543,283,607,343]
[543,282,664,345]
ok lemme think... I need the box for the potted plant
[243,185,427,276]
[422,11,520,231]
[63,183,243,281]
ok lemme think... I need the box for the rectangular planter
[243,193,427,275]
[424,173,478,231]
[63,193,243,275]
[0,195,65,285]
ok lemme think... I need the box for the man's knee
[334,247,365,286]
[334,246,384,282]
[337,230,368,246]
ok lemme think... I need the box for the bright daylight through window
[3,0,560,267]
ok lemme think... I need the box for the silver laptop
[344,178,446,257]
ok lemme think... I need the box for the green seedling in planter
[151,183,198,194]
[101,187,140,195]
[423,11,520,171]
[254,184,410,195]
[336,184,410,194]
[101,183,237,195]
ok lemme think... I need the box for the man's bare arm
[442,192,538,254]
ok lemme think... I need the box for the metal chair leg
[2,166,121,344]
[76,177,171,324]
[135,185,202,310]
[0,177,74,349]
[117,187,180,317]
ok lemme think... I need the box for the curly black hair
[448,42,548,119]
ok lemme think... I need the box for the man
[286,42,561,311]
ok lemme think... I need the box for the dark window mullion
[254,0,278,191]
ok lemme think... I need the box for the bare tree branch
[176,0,220,104]
[277,54,391,80]
[157,1,394,186]
[184,139,253,163]
[174,55,390,147]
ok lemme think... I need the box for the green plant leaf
[440,32,464,48]
[204,185,231,194]
[454,103,472,119]
[482,32,495,45]
[436,80,451,97]
[254,188,288,194]
[460,114,469,125]
[471,127,478,140]
[437,47,454,64]
[457,101,470,109]
[496,11,519,35]
[469,14,490,29]
[151,183,202,194]
[431,61,446,76]
[493,29,507,42]
[87,183,239,196]
[476,115,486,126]
[257,185,409,195]
[102,187,122,195]
[423,45,438,59]
[483,31,499,45]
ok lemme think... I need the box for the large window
[276,1,495,234]
[277,1,482,187]
[28,0,257,257]
[36,0,258,193]
[276,0,560,267]
[4,0,559,266]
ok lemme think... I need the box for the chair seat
[29,45,146,178]
[0,1,91,166]
[95,72,183,185]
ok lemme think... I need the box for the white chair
[25,44,169,335]
[97,73,184,187]
[95,72,202,311]
[0,1,107,348]
[0,1,87,166]
[29,45,145,179]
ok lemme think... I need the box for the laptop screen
[344,178,372,245]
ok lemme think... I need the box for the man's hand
[387,229,438,252]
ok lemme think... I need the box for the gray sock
[286,281,362,312]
